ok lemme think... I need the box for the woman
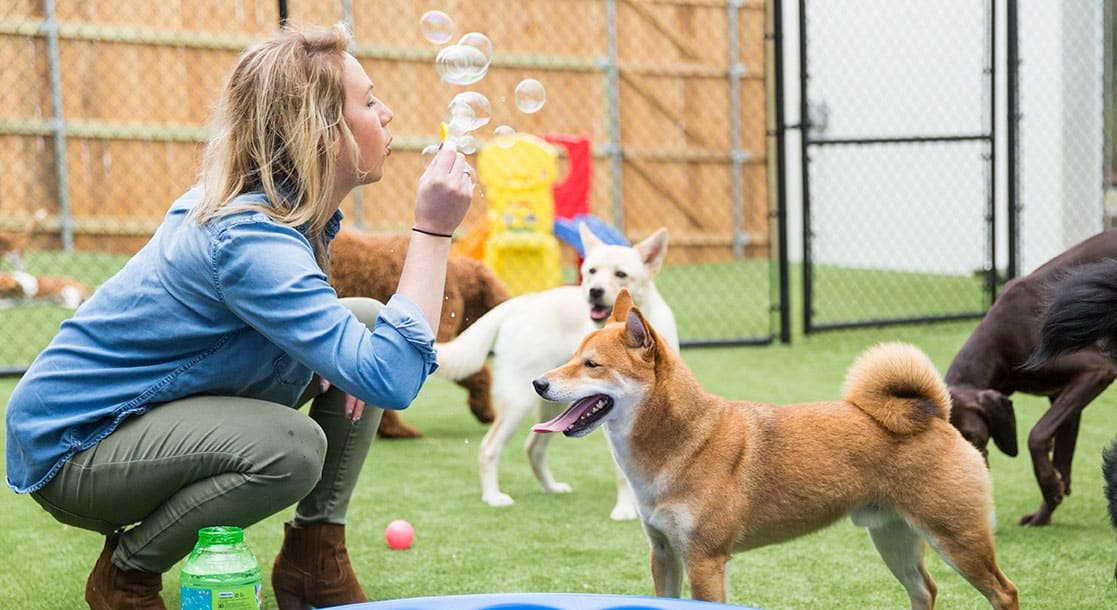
[4,23,473,609]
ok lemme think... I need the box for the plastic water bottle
[180,526,262,610]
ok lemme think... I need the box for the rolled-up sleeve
[378,294,439,376]
[215,219,437,410]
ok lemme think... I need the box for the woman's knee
[339,297,384,328]
[265,414,328,497]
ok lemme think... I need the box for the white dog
[435,223,679,520]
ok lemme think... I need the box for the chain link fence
[0,1,778,371]
[798,0,996,332]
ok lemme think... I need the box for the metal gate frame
[791,0,1019,335]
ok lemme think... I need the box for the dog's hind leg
[863,514,937,610]
[916,517,1019,610]
[459,365,496,424]
[525,401,572,495]
[479,386,542,507]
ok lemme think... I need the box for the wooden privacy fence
[0,0,781,370]
[0,0,771,263]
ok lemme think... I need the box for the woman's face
[340,53,394,186]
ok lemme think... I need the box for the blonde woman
[5,23,473,609]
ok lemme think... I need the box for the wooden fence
[0,0,771,264]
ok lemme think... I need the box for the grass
[2,316,1117,608]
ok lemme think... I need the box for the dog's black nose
[532,378,549,395]
[588,287,604,300]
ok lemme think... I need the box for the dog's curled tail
[842,342,951,435]
[434,297,520,381]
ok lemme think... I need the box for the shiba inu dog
[531,289,1018,608]
[435,224,679,520]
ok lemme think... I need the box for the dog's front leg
[646,529,683,598]
[1021,377,1110,526]
[685,553,730,602]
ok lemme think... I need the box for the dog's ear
[979,389,1019,457]
[579,222,607,255]
[611,288,633,323]
[634,228,668,273]
[624,308,654,351]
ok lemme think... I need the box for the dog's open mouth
[532,394,614,437]
[589,305,613,323]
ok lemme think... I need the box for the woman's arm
[397,141,474,330]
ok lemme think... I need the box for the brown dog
[329,230,509,438]
[946,229,1117,526]
[531,289,1018,608]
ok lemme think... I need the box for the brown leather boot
[271,522,367,610]
[85,531,167,610]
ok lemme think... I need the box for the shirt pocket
[272,353,313,387]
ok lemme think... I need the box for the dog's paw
[542,482,573,494]
[483,492,515,507]
[610,504,639,521]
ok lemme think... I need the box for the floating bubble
[435,45,489,85]
[447,91,491,132]
[514,79,546,114]
[457,32,493,63]
[457,134,478,155]
[419,10,454,44]
[493,125,516,148]
[421,143,440,166]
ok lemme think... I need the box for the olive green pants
[31,298,386,573]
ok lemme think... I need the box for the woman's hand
[413,140,474,236]
[320,378,366,423]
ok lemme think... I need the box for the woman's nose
[380,103,394,125]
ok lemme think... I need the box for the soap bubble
[493,125,516,148]
[457,134,478,155]
[420,10,454,44]
[514,79,546,114]
[434,32,493,86]
[435,45,489,85]
[448,91,491,132]
[457,32,493,63]
[421,143,440,166]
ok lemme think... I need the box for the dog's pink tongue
[532,399,594,433]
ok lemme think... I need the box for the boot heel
[273,588,311,610]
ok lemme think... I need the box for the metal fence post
[728,0,747,259]
[603,0,624,228]
[43,0,73,252]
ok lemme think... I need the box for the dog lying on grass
[531,289,1019,608]
[329,230,509,438]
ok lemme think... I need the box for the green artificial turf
[2,318,1116,608]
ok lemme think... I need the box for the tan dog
[531,289,1018,609]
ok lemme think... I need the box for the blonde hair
[192,22,362,270]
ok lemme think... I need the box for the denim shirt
[6,187,438,494]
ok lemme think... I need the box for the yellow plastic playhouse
[474,133,563,296]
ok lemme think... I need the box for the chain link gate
[0,1,781,374]
[797,0,999,333]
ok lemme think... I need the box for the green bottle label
[180,583,261,609]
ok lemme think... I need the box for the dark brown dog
[329,230,509,438]
[946,229,1117,526]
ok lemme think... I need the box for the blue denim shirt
[6,187,437,493]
